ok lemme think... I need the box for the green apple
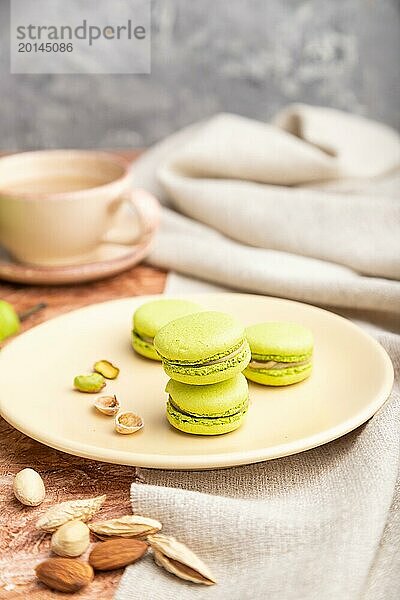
[0,300,20,342]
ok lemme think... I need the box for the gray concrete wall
[0,0,399,149]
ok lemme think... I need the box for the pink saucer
[0,235,155,285]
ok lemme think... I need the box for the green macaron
[0,300,20,342]
[244,322,313,386]
[166,374,249,435]
[132,299,202,360]
[154,311,251,385]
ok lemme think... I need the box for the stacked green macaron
[166,374,249,435]
[154,310,251,435]
[244,322,313,386]
[132,299,202,360]
[154,311,251,385]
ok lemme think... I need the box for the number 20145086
[18,42,73,53]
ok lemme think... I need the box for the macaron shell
[154,311,246,363]
[244,362,312,386]
[166,374,248,417]
[133,299,202,339]
[131,331,160,361]
[246,322,313,360]
[163,343,251,385]
[166,400,248,435]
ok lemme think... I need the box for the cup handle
[103,188,161,245]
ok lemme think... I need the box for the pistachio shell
[115,412,143,435]
[94,395,120,416]
[148,534,216,585]
[94,360,120,379]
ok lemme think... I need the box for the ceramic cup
[0,150,160,266]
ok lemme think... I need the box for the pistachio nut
[93,360,120,379]
[74,373,105,393]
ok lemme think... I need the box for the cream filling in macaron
[168,396,249,419]
[248,358,311,370]
[166,341,248,368]
[134,331,154,344]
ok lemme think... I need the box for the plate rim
[0,293,394,469]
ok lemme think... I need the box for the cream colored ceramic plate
[0,294,393,470]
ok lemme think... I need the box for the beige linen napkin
[132,104,400,313]
[117,107,400,599]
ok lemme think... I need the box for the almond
[51,520,90,557]
[148,534,216,585]
[89,514,162,539]
[88,538,148,571]
[36,494,106,532]
[13,468,45,506]
[35,558,93,592]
